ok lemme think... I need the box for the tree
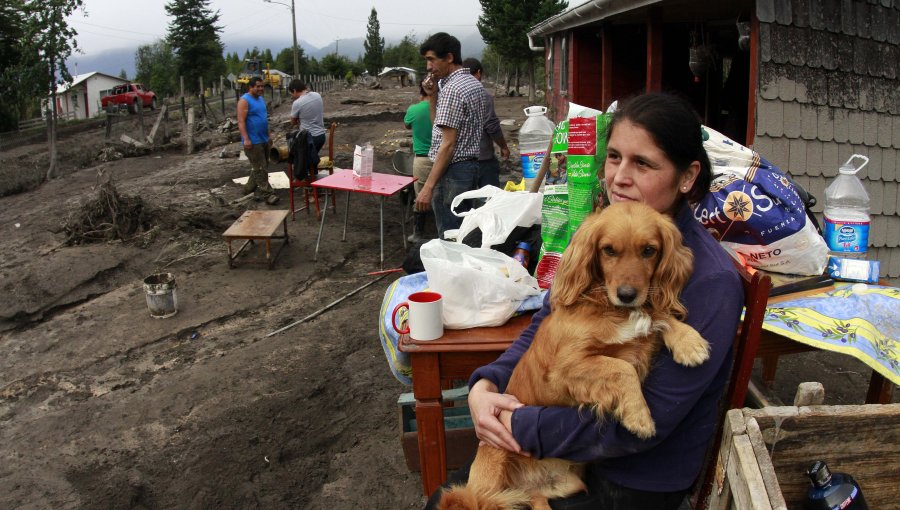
[134,39,178,97]
[362,7,384,76]
[274,45,306,76]
[20,0,84,180]
[320,53,352,78]
[118,68,127,80]
[0,0,27,131]
[165,0,225,93]
[478,0,566,102]
[383,33,423,74]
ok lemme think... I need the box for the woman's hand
[469,379,527,454]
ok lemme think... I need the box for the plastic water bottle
[804,461,869,510]
[519,106,556,191]
[823,154,870,259]
[512,241,531,268]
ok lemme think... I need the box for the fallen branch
[266,273,390,337]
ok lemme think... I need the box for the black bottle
[804,460,868,510]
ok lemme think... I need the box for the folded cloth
[763,284,899,385]
[379,272,547,385]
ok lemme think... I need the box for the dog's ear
[551,213,604,308]
[652,216,693,319]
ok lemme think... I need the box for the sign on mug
[391,291,443,341]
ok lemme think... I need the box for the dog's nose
[616,286,638,304]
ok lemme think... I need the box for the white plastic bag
[445,185,543,247]
[420,239,541,329]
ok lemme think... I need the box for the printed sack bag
[694,126,829,275]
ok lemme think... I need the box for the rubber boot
[408,212,426,243]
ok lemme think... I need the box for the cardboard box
[398,388,478,472]
[708,404,900,509]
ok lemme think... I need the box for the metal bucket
[143,272,178,319]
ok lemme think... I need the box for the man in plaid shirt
[416,32,487,238]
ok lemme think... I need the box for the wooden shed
[528,0,899,284]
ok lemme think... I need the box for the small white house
[53,72,127,119]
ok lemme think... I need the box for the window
[560,34,568,92]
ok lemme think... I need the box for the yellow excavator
[236,59,282,90]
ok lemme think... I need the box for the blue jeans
[477,157,501,189]
[432,160,480,238]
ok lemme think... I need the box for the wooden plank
[709,409,747,510]
[792,382,825,406]
[745,418,788,510]
[147,104,167,145]
[727,435,773,510]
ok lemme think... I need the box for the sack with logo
[693,126,829,275]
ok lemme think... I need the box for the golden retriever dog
[438,202,710,510]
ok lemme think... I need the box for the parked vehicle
[236,59,282,91]
[101,83,157,113]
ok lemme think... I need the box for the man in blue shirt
[237,76,278,205]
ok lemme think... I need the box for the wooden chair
[691,261,772,510]
[287,122,338,220]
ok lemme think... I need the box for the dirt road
[0,84,892,510]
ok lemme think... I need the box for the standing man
[463,58,510,189]
[417,32,487,238]
[404,80,434,243]
[237,76,279,205]
[288,79,326,156]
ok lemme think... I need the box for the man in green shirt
[403,81,433,242]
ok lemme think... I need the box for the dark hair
[462,57,482,75]
[607,93,712,204]
[418,80,427,97]
[248,76,264,87]
[287,79,307,93]
[419,32,461,63]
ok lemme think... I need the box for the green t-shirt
[404,100,432,156]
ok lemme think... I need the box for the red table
[311,169,416,269]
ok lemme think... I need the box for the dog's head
[551,202,693,319]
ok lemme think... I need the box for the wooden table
[399,285,896,496]
[311,170,416,270]
[222,209,289,269]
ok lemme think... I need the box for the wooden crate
[708,404,900,510]
[398,388,478,473]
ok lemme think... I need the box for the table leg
[761,355,779,387]
[226,239,234,268]
[400,187,408,251]
[314,191,329,261]
[380,196,385,271]
[865,371,895,404]
[410,352,447,497]
[265,239,272,269]
[342,190,351,242]
[282,218,289,245]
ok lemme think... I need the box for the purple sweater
[469,204,744,492]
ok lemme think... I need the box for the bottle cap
[807,460,833,488]
[516,241,531,250]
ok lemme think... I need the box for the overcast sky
[68,0,529,56]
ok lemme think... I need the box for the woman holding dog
[425,93,744,510]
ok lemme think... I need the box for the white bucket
[143,273,178,319]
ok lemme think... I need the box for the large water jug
[823,154,870,259]
[519,106,556,191]
[804,461,869,510]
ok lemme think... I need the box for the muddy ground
[0,83,894,510]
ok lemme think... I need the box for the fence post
[137,99,145,141]
[180,76,186,125]
[220,76,226,115]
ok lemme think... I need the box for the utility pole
[265,0,300,79]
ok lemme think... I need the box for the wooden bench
[223,210,290,269]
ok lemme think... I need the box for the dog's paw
[619,403,656,439]
[670,330,710,367]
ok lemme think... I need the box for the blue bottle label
[823,217,869,254]
[520,151,545,179]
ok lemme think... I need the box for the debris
[119,134,146,148]
[63,175,154,245]
[340,99,371,105]
[219,148,241,159]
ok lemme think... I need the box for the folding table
[311,169,416,270]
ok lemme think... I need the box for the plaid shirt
[429,67,487,163]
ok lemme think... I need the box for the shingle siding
[756,0,899,281]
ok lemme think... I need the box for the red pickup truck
[101,83,157,113]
